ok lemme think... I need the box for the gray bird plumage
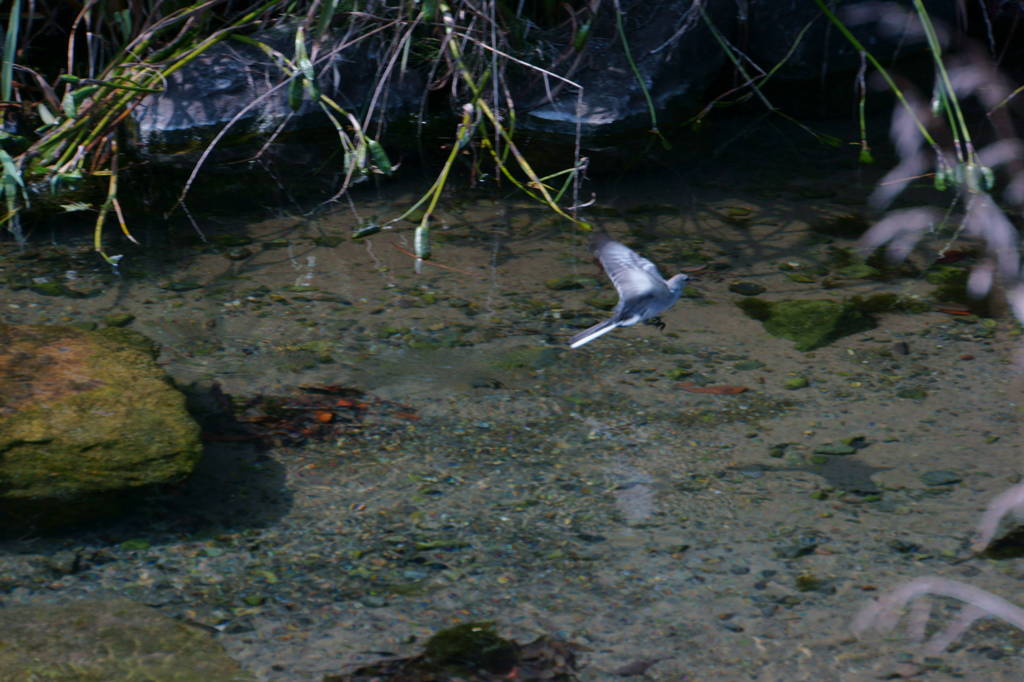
[569,233,689,349]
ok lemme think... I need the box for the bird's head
[667,273,689,297]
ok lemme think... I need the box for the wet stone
[28,281,90,297]
[813,443,857,456]
[736,298,875,351]
[920,470,963,487]
[897,387,928,400]
[545,274,599,291]
[312,235,344,247]
[729,282,766,296]
[225,247,253,260]
[103,313,135,327]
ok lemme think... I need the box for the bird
[569,233,689,349]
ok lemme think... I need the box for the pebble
[920,470,962,487]
[729,282,766,296]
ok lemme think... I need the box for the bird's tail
[569,319,620,349]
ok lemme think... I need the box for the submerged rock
[736,298,875,351]
[0,598,254,680]
[326,621,582,681]
[0,324,201,533]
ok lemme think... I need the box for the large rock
[131,26,423,153]
[0,598,255,680]
[0,324,201,533]
[519,0,733,138]
[736,298,875,351]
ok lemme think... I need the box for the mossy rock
[736,298,875,351]
[925,265,970,303]
[0,598,255,680]
[0,323,201,533]
[835,263,880,279]
[425,622,518,671]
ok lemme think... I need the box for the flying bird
[569,233,689,349]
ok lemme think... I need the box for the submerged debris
[213,384,419,447]
[326,622,584,681]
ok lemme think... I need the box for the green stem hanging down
[436,2,590,232]
[811,0,939,152]
[612,0,669,149]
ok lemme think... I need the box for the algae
[736,298,875,351]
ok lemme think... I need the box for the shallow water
[2,140,1024,680]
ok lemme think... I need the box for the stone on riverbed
[0,598,255,680]
[0,323,201,534]
[735,298,875,351]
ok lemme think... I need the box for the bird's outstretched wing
[591,234,663,299]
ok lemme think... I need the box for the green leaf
[61,85,100,118]
[37,102,58,125]
[302,76,321,103]
[287,76,304,111]
[1,0,20,103]
[352,222,381,238]
[368,140,393,174]
[114,8,132,42]
[0,149,26,192]
[573,21,591,51]
[316,0,339,39]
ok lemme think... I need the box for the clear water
[2,138,1023,680]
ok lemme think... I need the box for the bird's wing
[591,235,663,298]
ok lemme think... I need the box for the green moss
[735,297,774,321]
[425,622,518,673]
[0,324,201,533]
[0,599,256,680]
[95,327,160,357]
[835,263,880,279]
[737,298,875,351]
[925,265,969,303]
[784,376,809,390]
[103,313,136,328]
[29,281,89,297]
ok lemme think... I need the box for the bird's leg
[644,316,666,331]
